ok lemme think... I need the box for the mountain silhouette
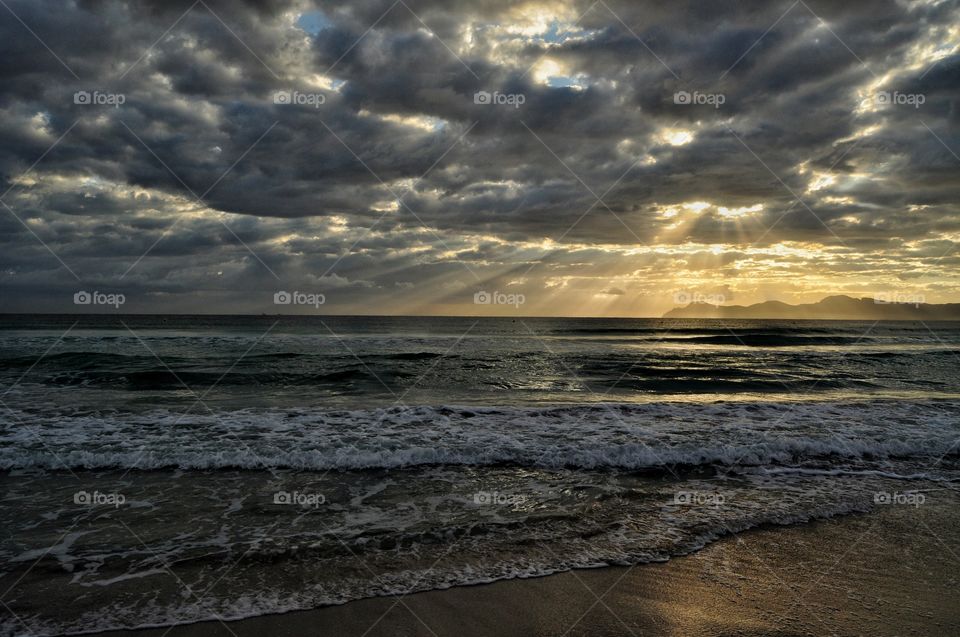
[663,295,960,320]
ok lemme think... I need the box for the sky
[0,0,958,316]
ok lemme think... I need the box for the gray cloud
[1,0,958,314]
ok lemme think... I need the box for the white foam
[4,495,889,637]
[1,400,957,472]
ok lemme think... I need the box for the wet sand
[91,497,959,637]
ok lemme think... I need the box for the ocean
[1,315,958,635]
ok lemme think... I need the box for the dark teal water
[2,315,959,410]
[1,315,958,635]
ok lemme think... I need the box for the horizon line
[2,312,959,323]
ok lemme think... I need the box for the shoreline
[87,498,959,637]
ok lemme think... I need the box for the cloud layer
[1,0,958,315]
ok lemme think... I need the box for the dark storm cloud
[0,0,958,312]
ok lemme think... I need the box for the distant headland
[663,295,960,320]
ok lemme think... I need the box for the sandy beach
[90,493,958,637]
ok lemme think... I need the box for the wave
[6,437,955,472]
[14,366,416,389]
[3,400,958,472]
[0,497,875,637]
[384,352,447,360]
[0,351,448,370]
[0,352,141,369]
[663,334,879,346]
[3,400,957,636]
[556,326,844,335]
